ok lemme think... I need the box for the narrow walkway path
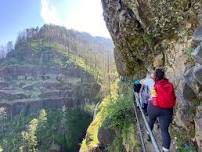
[133,94,177,152]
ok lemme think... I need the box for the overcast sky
[0,0,110,46]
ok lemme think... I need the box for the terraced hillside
[0,42,100,116]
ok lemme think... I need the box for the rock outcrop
[195,105,202,151]
[101,0,202,76]
[101,0,202,150]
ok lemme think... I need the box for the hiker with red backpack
[145,69,176,152]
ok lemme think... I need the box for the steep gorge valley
[1,0,202,152]
[0,24,114,152]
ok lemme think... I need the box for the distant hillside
[15,24,113,55]
[0,25,112,152]
[0,25,115,82]
[0,24,116,106]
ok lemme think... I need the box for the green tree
[38,109,47,125]
[0,145,3,152]
[22,118,38,152]
[65,109,92,151]
[36,109,48,150]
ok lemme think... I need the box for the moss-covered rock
[101,0,202,150]
[101,0,201,76]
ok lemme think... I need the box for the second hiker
[147,69,176,152]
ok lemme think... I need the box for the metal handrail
[134,93,161,152]
[133,96,146,152]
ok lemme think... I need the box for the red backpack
[153,79,176,108]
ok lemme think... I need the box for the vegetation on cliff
[80,79,140,152]
[0,108,92,152]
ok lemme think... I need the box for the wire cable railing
[133,92,161,152]
[133,95,147,152]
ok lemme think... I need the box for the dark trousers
[147,103,173,149]
[142,103,148,115]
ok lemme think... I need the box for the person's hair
[155,68,165,81]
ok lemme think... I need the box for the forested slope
[0,24,115,152]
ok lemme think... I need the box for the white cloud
[64,0,110,38]
[40,0,110,38]
[40,0,62,25]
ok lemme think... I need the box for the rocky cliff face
[101,0,202,150]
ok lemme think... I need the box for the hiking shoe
[146,132,151,142]
[156,122,160,129]
[162,147,169,152]
[156,119,160,129]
